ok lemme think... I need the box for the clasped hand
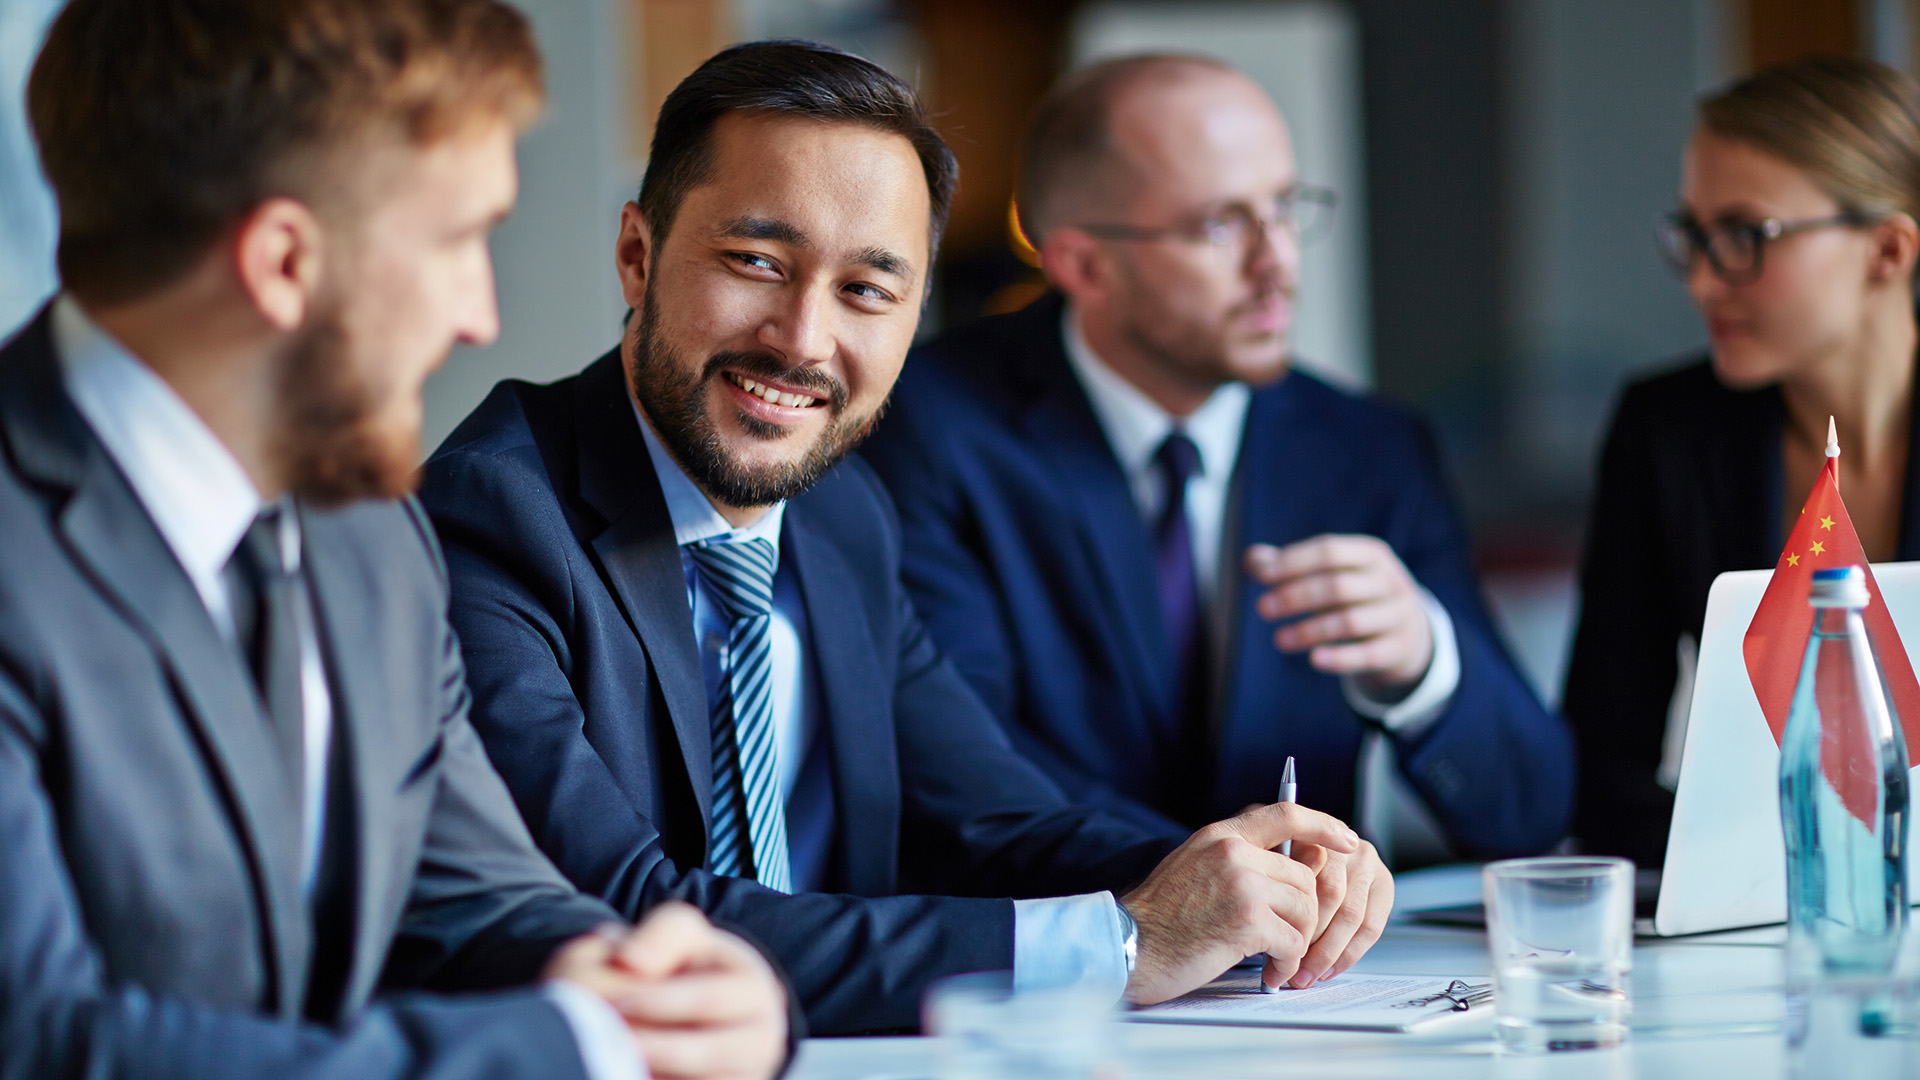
[545,902,788,1080]
[1120,803,1393,1005]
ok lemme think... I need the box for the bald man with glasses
[863,54,1575,867]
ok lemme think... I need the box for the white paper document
[1126,972,1490,1031]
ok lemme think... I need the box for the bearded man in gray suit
[0,2,788,1079]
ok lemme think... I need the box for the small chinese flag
[1743,418,1920,824]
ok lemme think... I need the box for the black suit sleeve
[1562,385,1682,866]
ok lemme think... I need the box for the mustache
[703,350,850,412]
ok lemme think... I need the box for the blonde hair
[1700,54,1920,223]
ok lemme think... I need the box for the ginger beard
[625,286,882,508]
[271,302,428,507]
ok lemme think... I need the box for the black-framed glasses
[1077,184,1338,250]
[1656,210,1872,284]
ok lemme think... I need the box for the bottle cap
[1810,565,1870,608]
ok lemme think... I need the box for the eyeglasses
[1656,210,1871,285]
[1076,184,1338,250]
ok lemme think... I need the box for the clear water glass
[923,972,1115,1080]
[1484,856,1635,1052]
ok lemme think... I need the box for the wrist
[1115,898,1139,977]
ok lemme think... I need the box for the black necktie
[226,510,304,789]
[1152,432,1211,821]
[225,510,356,1022]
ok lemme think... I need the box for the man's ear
[1868,211,1920,287]
[1040,227,1117,308]
[616,202,655,311]
[233,197,325,332]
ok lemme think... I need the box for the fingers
[1270,600,1406,654]
[614,969,780,1027]
[1256,565,1392,623]
[1224,801,1359,855]
[1298,637,1419,677]
[1300,842,1394,988]
[634,1023,784,1080]
[1308,848,1349,942]
[543,929,625,992]
[611,901,722,980]
[1245,535,1393,584]
[1329,863,1395,980]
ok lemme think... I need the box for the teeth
[731,373,818,408]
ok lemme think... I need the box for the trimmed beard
[625,288,880,508]
[272,308,424,506]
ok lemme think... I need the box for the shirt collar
[51,294,276,601]
[1060,302,1251,485]
[631,397,786,554]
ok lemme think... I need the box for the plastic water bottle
[1778,565,1910,982]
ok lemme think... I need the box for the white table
[788,868,1917,1079]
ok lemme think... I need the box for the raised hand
[1246,535,1434,697]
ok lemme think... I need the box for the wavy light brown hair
[28,0,544,305]
[1700,54,1920,225]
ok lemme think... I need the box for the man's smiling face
[616,111,931,515]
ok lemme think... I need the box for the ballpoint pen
[1264,756,1299,994]
[1279,756,1297,857]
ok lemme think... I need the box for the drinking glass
[1484,856,1635,1052]
[923,972,1115,1080]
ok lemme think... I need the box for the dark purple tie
[1153,432,1204,671]
[1153,432,1210,819]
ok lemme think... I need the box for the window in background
[0,0,59,342]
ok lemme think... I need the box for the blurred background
[1,0,1914,706]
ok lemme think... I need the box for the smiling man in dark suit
[0,3,790,1079]
[861,55,1575,861]
[421,40,1392,1037]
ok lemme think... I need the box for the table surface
[787,867,1918,1079]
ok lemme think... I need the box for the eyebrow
[849,245,914,281]
[715,215,916,282]
[717,215,811,247]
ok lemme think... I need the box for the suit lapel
[783,502,898,895]
[1015,325,1174,716]
[1219,380,1313,757]
[0,311,309,1015]
[297,508,381,1013]
[571,352,714,831]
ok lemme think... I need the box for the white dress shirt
[54,296,643,1080]
[1059,306,1460,734]
[633,403,1131,999]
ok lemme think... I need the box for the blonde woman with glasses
[1565,55,1920,867]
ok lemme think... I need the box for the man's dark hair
[639,40,957,258]
[28,0,544,306]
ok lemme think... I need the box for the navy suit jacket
[419,351,1178,1035]
[860,294,1574,859]
[0,309,623,1080]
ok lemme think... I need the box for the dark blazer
[1563,357,1920,866]
[859,294,1574,859]
[418,351,1178,1036]
[0,309,627,1080]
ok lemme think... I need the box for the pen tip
[1282,756,1295,783]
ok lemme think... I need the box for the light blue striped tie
[688,537,791,893]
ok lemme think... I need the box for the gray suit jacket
[0,308,622,1079]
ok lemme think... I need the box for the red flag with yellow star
[1743,421,1920,824]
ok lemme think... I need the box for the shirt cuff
[1341,587,1460,737]
[545,980,648,1080]
[1011,892,1129,1002]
